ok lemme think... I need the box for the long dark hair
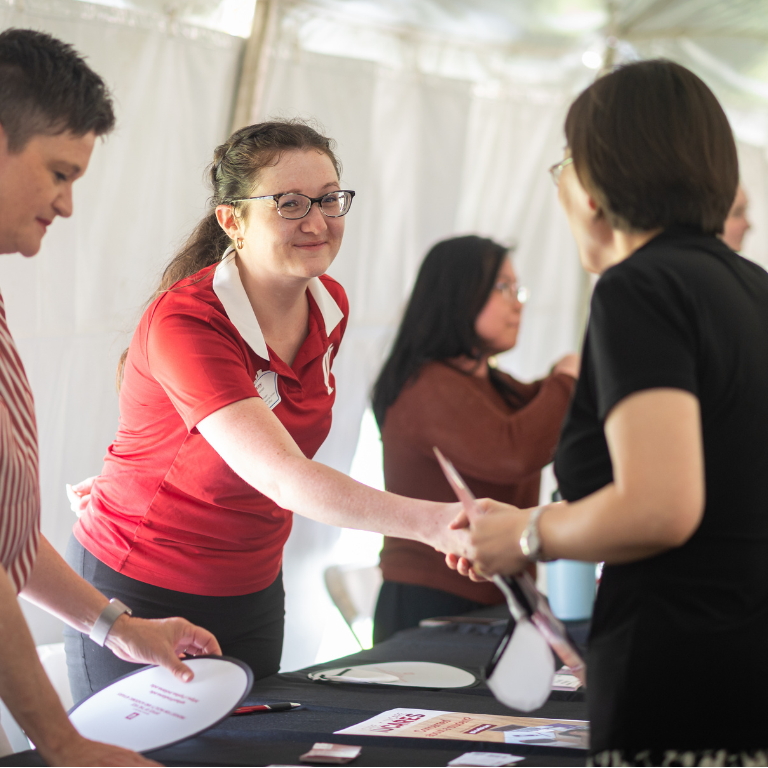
[372,235,522,428]
[116,119,341,389]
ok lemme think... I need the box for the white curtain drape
[0,0,242,645]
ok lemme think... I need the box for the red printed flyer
[335,708,589,749]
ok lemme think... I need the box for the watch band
[90,598,133,647]
[519,506,550,562]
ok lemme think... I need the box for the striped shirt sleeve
[0,292,40,593]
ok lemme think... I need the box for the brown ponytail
[116,118,341,390]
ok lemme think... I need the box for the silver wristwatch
[90,598,133,647]
[519,506,550,562]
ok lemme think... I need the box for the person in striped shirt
[0,28,220,766]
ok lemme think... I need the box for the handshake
[431,449,557,581]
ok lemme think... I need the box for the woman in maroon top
[372,235,577,642]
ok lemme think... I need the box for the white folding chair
[37,642,74,712]
[324,564,383,649]
[0,641,76,757]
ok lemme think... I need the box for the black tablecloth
[146,616,589,767]
[1,614,589,766]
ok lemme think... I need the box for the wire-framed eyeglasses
[548,157,573,186]
[494,281,530,305]
[230,190,356,219]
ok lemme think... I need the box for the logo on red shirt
[322,344,334,395]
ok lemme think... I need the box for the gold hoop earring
[236,237,244,250]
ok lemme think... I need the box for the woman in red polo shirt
[65,120,471,702]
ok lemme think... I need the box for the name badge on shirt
[255,370,281,410]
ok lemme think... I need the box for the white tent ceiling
[276,0,768,46]
[106,0,768,141]
[108,0,768,85]
[48,0,768,143]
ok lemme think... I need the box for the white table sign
[309,661,476,688]
[69,656,252,752]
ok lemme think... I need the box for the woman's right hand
[445,552,484,582]
[424,502,476,563]
[553,353,580,379]
[66,476,97,517]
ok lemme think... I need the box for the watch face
[521,533,535,561]
[114,599,133,616]
[520,510,543,561]
[91,601,132,646]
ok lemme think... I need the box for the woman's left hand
[66,476,97,517]
[105,615,223,682]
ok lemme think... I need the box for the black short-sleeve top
[556,226,768,537]
[554,227,768,753]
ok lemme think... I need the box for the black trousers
[372,580,486,644]
[64,536,284,705]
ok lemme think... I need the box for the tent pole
[229,0,279,134]
[599,0,619,76]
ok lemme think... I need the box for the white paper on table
[448,751,525,766]
[309,662,476,688]
[552,673,583,691]
[69,656,252,752]
[501,723,590,749]
[299,742,362,764]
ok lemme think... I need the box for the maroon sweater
[379,361,575,603]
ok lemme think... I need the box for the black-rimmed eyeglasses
[230,190,356,220]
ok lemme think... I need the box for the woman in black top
[451,61,768,765]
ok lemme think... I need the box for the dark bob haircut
[372,235,521,428]
[565,59,738,235]
[0,28,115,152]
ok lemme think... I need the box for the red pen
[233,702,301,715]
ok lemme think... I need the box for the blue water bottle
[546,560,597,621]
